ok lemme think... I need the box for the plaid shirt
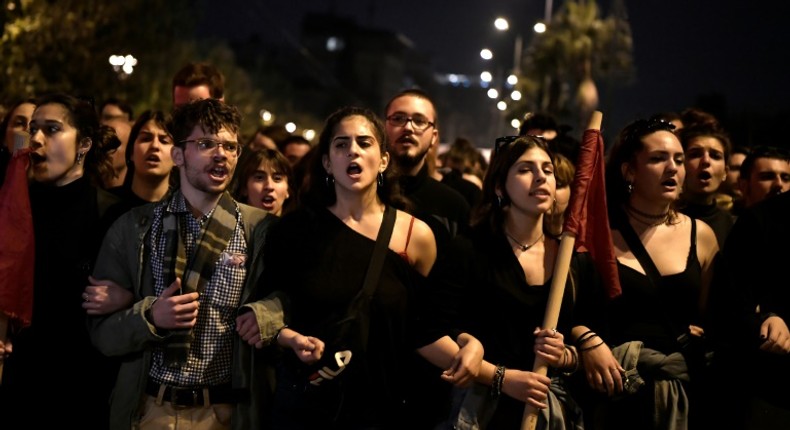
[148,191,247,387]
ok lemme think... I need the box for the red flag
[562,129,621,298]
[0,148,34,327]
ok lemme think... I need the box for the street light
[259,109,273,124]
[108,54,137,79]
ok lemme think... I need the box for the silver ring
[551,328,557,337]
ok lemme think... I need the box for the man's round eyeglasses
[180,138,242,157]
[386,114,435,132]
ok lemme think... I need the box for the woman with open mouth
[118,109,176,208]
[261,106,482,429]
[230,147,293,217]
[677,121,734,248]
[0,93,125,428]
[596,117,720,429]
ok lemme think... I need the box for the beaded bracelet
[491,364,506,399]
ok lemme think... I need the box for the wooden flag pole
[521,111,603,430]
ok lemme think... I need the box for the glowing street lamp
[259,109,274,124]
[108,54,137,79]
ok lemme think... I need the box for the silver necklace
[505,230,544,252]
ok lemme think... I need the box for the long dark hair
[302,106,407,210]
[33,93,118,187]
[474,135,554,234]
[122,110,176,190]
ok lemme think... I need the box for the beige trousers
[137,395,232,430]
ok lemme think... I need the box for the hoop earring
[377,172,384,187]
[325,174,334,188]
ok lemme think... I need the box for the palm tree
[510,0,634,130]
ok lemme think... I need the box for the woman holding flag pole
[437,127,622,429]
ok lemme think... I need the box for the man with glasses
[383,88,471,428]
[88,98,283,429]
[384,89,470,240]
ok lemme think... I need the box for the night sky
[209,0,790,145]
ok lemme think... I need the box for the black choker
[505,231,544,252]
[626,204,669,220]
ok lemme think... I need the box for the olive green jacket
[88,199,284,430]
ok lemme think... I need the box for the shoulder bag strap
[349,205,397,352]
[615,211,663,286]
[615,210,690,342]
[361,205,397,297]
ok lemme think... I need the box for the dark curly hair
[167,98,241,145]
[33,93,118,187]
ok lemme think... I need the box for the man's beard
[393,144,430,173]
[183,160,230,195]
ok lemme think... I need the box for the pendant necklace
[505,230,544,252]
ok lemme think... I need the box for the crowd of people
[0,61,788,430]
